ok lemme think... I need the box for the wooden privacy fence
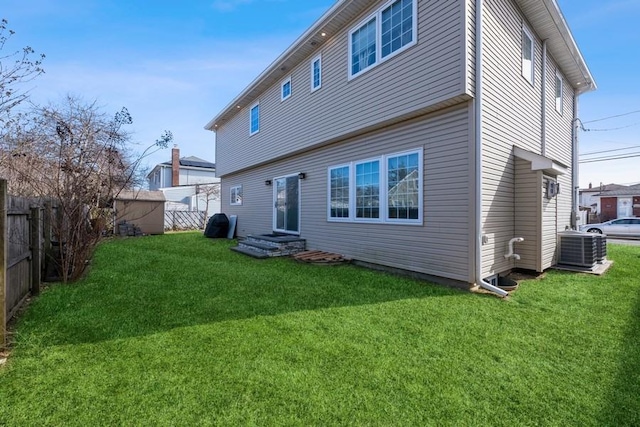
[1,180,44,347]
[165,210,206,231]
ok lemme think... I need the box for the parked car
[579,217,640,237]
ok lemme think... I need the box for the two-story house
[206,0,595,296]
[147,146,221,218]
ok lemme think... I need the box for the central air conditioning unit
[594,234,607,262]
[557,231,599,267]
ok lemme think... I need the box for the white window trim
[327,163,351,221]
[281,76,292,101]
[353,156,383,223]
[326,148,423,225]
[348,0,418,80]
[555,70,564,115]
[384,149,423,224]
[249,102,260,136]
[230,185,243,206]
[311,54,322,92]
[521,25,535,86]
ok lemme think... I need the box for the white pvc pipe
[474,0,508,298]
[504,237,524,260]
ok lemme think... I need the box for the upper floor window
[281,77,292,101]
[250,103,260,135]
[521,26,534,85]
[555,71,563,114]
[351,17,377,76]
[349,0,416,79]
[311,55,322,91]
[230,185,243,206]
[381,0,414,59]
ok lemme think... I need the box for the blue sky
[3,0,639,188]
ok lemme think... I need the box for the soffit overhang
[514,146,568,176]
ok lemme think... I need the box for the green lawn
[1,232,639,426]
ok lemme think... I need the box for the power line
[579,152,640,164]
[580,145,640,157]
[582,109,640,125]
[582,121,640,132]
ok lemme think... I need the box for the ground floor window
[230,185,243,206]
[327,148,422,224]
[329,165,350,218]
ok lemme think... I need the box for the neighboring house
[578,183,627,222]
[148,146,218,190]
[205,0,595,295]
[598,184,640,221]
[147,146,221,218]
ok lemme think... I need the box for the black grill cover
[204,213,229,238]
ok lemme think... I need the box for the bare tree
[0,95,171,281]
[197,183,221,227]
[0,19,45,118]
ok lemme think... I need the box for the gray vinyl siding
[545,64,576,232]
[541,175,558,269]
[178,168,217,186]
[465,0,476,95]
[514,159,539,271]
[216,0,468,177]
[479,0,574,275]
[222,105,474,283]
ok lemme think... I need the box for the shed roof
[116,190,166,202]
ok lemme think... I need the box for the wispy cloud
[25,34,295,167]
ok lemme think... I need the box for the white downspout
[571,95,579,229]
[541,40,548,157]
[474,0,508,298]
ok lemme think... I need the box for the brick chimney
[171,145,180,187]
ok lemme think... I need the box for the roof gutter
[539,0,596,93]
[474,0,508,298]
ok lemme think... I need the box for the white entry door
[273,175,300,234]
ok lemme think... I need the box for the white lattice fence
[164,210,206,231]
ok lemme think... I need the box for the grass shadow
[16,233,463,347]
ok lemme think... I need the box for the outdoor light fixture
[265,179,272,186]
[298,172,306,180]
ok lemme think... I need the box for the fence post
[30,206,41,296]
[43,200,52,281]
[0,180,7,347]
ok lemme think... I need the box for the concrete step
[230,246,270,259]
[238,240,279,252]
